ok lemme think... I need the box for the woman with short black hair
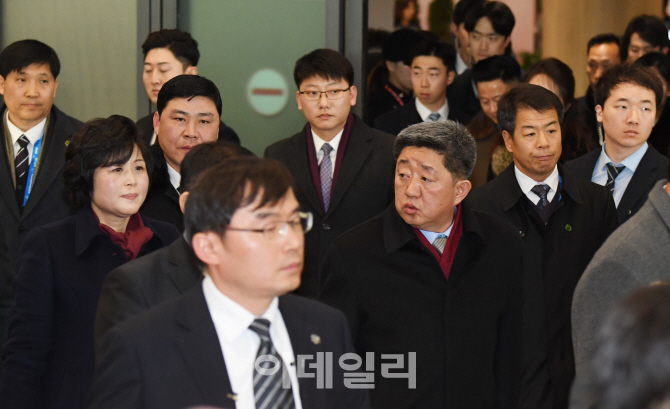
[0,115,179,409]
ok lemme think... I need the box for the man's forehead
[300,75,348,88]
[164,96,217,112]
[237,189,299,216]
[516,107,559,124]
[608,83,656,102]
[13,63,54,77]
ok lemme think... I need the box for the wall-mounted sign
[246,69,289,116]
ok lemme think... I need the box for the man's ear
[349,85,358,107]
[453,178,472,205]
[153,111,161,137]
[191,231,222,267]
[595,105,603,124]
[447,70,456,87]
[502,130,514,153]
[0,75,5,96]
[178,191,189,213]
[185,65,198,75]
[296,90,303,111]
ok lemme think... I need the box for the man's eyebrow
[197,112,215,117]
[521,124,539,130]
[170,110,189,116]
[420,164,436,173]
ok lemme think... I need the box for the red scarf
[413,205,464,281]
[93,209,154,260]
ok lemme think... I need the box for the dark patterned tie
[605,163,626,195]
[427,112,441,122]
[15,135,30,206]
[531,184,551,209]
[249,319,295,409]
[432,235,448,255]
[320,143,334,211]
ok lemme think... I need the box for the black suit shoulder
[446,69,480,125]
[563,149,600,181]
[373,100,420,136]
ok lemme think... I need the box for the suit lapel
[166,237,202,294]
[279,296,322,409]
[287,131,323,215]
[22,109,69,218]
[617,147,663,221]
[327,121,372,214]
[0,121,20,220]
[175,286,236,406]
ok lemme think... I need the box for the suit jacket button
[322,223,331,230]
[628,210,632,215]
[519,231,525,237]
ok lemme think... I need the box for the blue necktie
[427,112,441,122]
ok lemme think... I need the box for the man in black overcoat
[320,120,524,409]
[265,49,396,298]
[466,84,619,409]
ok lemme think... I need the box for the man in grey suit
[572,174,670,376]
[94,142,252,346]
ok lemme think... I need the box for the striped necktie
[249,319,295,409]
[432,234,448,255]
[320,143,334,211]
[15,135,30,206]
[605,163,625,195]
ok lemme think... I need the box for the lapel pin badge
[310,334,321,345]
[227,393,238,401]
[565,224,572,232]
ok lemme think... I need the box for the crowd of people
[0,1,670,408]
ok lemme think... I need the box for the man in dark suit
[137,29,239,146]
[565,64,668,224]
[320,120,524,409]
[447,1,516,125]
[89,157,370,409]
[374,41,465,135]
[265,48,395,298]
[140,74,224,231]
[466,84,619,409]
[0,40,81,350]
[94,141,253,346]
[577,34,621,147]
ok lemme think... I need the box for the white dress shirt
[420,214,456,243]
[313,128,343,179]
[514,165,560,205]
[591,142,648,207]
[6,110,47,163]
[202,275,303,409]
[415,98,449,122]
[166,162,181,192]
[455,52,468,75]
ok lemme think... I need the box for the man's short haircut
[453,0,485,26]
[293,48,354,88]
[408,41,457,72]
[141,29,200,69]
[180,142,255,192]
[589,283,670,409]
[393,120,477,180]
[497,84,564,137]
[63,115,151,209]
[594,64,663,109]
[634,52,670,87]
[156,75,222,116]
[587,33,620,54]
[622,15,669,61]
[525,57,577,107]
[463,1,515,38]
[0,39,60,79]
[472,55,521,85]
[184,157,295,242]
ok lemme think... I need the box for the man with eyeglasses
[265,48,395,298]
[93,141,253,347]
[89,157,370,409]
[447,1,516,125]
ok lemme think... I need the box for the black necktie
[531,184,551,209]
[15,135,30,206]
[605,163,626,195]
[249,319,295,409]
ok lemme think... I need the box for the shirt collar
[202,274,280,345]
[514,164,559,197]
[415,98,449,122]
[597,142,648,173]
[166,162,181,192]
[6,110,47,146]
[312,128,344,155]
[420,207,457,243]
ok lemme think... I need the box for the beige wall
[542,0,663,97]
